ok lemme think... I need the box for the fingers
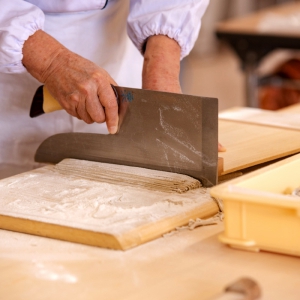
[61,79,118,129]
[76,97,94,124]
[74,75,119,132]
[97,81,119,134]
[43,50,119,130]
[68,70,118,132]
[68,81,118,133]
[85,92,106,124]
[218,142,226,152]
[64,91,94,124]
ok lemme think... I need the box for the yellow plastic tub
[210,153,300,257]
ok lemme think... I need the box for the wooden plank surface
[219,119,300,175]
[2,109,299,248]
[219,106,300,130]
[0,159,219,250]
[1,222,300,300]
[1,105,300,298]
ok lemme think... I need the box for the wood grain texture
[219,119,300,175]
[219,106,300,131]
[0,160,219,250]
[1,223,300,300]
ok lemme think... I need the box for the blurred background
[180,0,300,111]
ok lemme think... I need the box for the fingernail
[109,126,118,134]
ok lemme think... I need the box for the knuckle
[68,92,80,101]
[66,93,80,108]
[79,81,92,93]
[92,69,106,81]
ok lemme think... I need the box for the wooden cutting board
[1,105,298,250]
[0,159,219,250]
[219,106,300,131]
[219,106,300,175]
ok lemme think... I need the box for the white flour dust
[0,160,216,236]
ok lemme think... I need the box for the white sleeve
[127,0,210,60]
[0,0,44,73]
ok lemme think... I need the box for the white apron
[0,0,143,178]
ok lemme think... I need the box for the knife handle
[30,85,119,118]
[30,85,62,118]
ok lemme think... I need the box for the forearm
[22,29,67,82]
[142,35,181,93]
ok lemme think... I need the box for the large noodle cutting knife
[30,85,219,187]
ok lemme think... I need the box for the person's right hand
[22,30,119,134]
[43,50,119,133]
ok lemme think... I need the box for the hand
[22,30,118,134]
[43,50,118,133]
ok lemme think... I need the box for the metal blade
[35,86,218,186]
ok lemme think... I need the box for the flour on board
[0,159,217,237]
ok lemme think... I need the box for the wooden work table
[1,104,300,299]
[1,221,300,299]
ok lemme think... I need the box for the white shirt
[0,0,209,73]
[0,0,209,177]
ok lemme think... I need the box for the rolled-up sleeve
[127,0,210,60]
[0,0,44,73]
